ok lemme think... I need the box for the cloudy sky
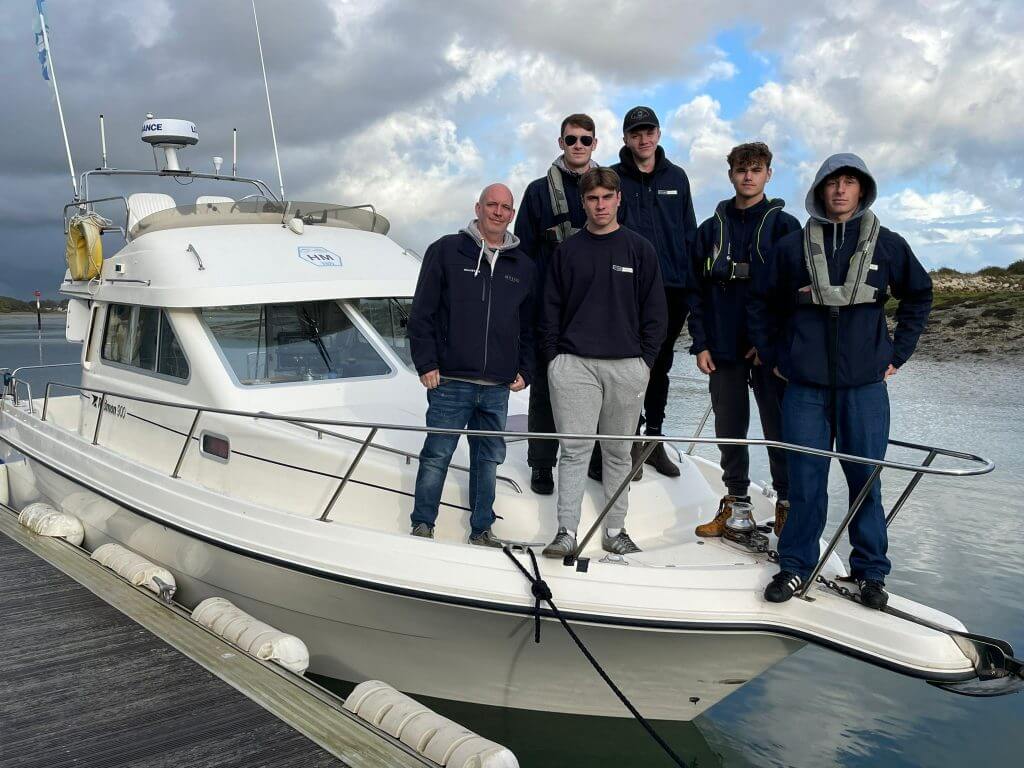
[2,0,1022,298]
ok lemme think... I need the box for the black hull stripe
[0,430,975,684]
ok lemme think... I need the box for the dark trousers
[527,355,558,469]
[641,286,688,435]
[779,381,891,582]
[708,360,789,499]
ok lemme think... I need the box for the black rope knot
[530,579,552,602]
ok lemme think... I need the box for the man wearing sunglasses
[515,114,600,496]
[599,106,696,481]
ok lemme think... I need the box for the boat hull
[9,454,802,721]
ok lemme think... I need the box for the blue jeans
[411,379,509,535]
[779,381,891,582]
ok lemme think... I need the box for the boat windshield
[201,301,391,385]
[349,298,414,368]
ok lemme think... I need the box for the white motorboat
[2,119,1020,722]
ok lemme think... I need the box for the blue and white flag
[34,0,50,81]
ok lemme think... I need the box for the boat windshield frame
[198,300,399,389]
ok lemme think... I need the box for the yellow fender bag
[66,213,104,281]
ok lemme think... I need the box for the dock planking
[0,510,429,768]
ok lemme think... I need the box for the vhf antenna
[251,0,285,201]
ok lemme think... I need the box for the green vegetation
[0,296,67,313]
[933,260,1024,278]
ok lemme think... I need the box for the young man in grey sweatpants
[538,168,667,557]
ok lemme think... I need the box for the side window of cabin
[102,304,133,364]
[157,313,189,379]
[352,298,414,368]
[102,304,189,380]
[132,307,159,370]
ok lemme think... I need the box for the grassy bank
[895,261,1024,359]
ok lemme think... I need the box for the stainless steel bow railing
[1,373,995,601]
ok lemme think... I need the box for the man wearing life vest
[687,142,800,539]
[608,106,697,480]
[515,114,600,496]
[748,153,933,608]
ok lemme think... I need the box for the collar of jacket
[552,155,598,177]
[617,144,669,179]
[724,195,773,220]
[457,230,520,260]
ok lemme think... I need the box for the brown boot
[773,500,789,537]
[695,495,747,537]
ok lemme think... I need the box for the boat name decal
[89,394,127,419]
[297,247,342,267]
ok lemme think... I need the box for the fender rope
[502,545,689,768]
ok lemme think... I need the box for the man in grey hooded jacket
[408,184,535,546]
[748,153,933,608]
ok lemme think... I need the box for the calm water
[5,314,1022,767]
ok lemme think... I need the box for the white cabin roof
[61,220,421,308]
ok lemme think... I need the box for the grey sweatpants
[548,354,650,532]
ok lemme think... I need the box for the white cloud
[326,110,485,247]
[875,189,988,223]
[669,95,739,202]
[687,47,739,88]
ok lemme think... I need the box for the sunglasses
[562,135,594,147]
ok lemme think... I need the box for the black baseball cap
[623,106,659,133]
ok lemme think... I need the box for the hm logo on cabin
[298,247,342,267]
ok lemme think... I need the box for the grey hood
[805,152,878,224]
[461,219,520,277]
[461,219,520,252]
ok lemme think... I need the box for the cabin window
[157,312,189,379]
[131,307,160,370]
[102,304,190,380]
[350,298,414,368]
[201,301,392,385]
[103,304,133,364]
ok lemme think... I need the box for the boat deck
[0,508,430,768]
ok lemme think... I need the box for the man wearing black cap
[602,106,696,480]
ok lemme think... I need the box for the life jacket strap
[705,200,783,282]
[799,210,881,306]
[546,165,581,244]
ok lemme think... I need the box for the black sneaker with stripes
[857,578,889,610]
[764,570,803,603]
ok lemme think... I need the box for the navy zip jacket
[748,155,932,388]
[539,227,667,367]
[514,164,590,300]
[613,146,697,289]
[688,196,800,362]
[409,231,536,385]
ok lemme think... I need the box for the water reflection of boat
[2,117,1020,724]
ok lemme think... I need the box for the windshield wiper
[299,307,333,371]
[389,297,411,325]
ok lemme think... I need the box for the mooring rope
[502,545,689,768]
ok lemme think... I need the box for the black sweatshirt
[539,227,667,367]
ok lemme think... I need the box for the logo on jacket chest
[504,274,520,284]
[297,247,342,267]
